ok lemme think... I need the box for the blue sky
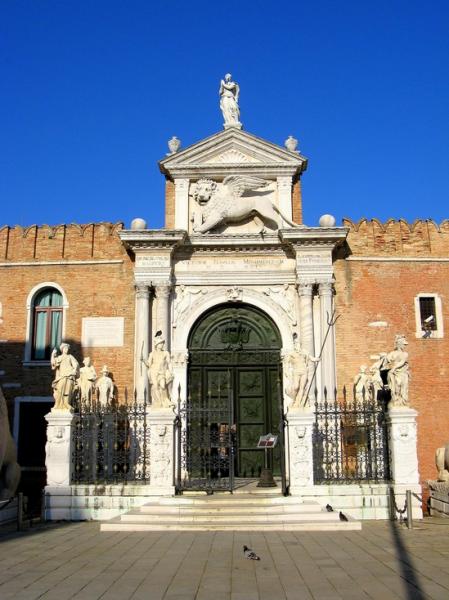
[1,1,448,228]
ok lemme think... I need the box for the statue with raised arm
[285,341,320,410]
[142,334,174,409]
[385,334,410,407]
[219,73,241,129]
[51,343,79,411]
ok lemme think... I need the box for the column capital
[276,175,293,189]
[135,283,151,300]
[297,282,314,296]
[155,283,171,299]
[318,281,334,296]
[174,178,189,191]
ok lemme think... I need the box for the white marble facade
[116,128,350,502]
[44,126,422,521]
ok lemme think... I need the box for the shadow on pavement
[388,519,426,600]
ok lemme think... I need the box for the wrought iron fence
[313,386,391,484]
[71,391,150,484]
[176,384,235,493]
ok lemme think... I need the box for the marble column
[298,283,315,355]
[135,283,151,401]
[277,176,293,226]
[318,281,336,399]
[155,283,171,348]
[174,178,189,230]
[387,407,423,518]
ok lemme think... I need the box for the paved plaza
[1,519,449,600]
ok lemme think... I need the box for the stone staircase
[100,486,361,532]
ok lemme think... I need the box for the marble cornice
[165,164,301,180]
[279,227,348,248]
[174,233,291,255]
[119,229,187,251]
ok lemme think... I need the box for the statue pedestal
[287,410,315,495]
[45,410,76,487]
[44,409,76,520]
[387,407,423,518]
[148,408,176,495]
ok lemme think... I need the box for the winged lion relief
[190,175,299,234]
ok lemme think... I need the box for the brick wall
[292,178,303,224]
[165,180,175,229]
[0,223,136,409]
[335,219,449,486]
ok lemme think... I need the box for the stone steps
[100,491,361,532]
[137,503,324,515]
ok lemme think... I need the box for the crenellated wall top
[0,222,126,262]
[343,218,449,257]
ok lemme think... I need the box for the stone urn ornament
[167,136,181,155]
[285,135,299,152]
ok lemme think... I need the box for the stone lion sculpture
[0,386,21,499]
[191,175,300,234]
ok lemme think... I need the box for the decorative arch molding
[24,282,69,364]
[172,287,295,354]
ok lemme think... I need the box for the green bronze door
[186,304,283,487]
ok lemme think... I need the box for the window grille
[419,297,437,331]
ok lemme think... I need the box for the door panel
[184,303,284,491]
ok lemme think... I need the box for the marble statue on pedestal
[385,334,410,407]
[51,343,79,411]
[285,341,320,410]
[435,443,449,482]
[78,357,97,405]
[353,365,369,402]
[0,386,20,499]
[143,335,174,409]
[368,353,387,398]
[219,74,241,128]
[192,176,298,234]
[96,366,115,407]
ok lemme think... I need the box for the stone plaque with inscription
[82,317,124,348]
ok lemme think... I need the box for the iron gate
[176,377,235,492]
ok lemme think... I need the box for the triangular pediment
[159,128,307,179]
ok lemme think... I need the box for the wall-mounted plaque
[81,317,124,348]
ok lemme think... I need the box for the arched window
[32,288,63,359]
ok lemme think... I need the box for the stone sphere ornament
[284,136,299,152]
[130,218,147,231]
[319,214,336,227]
[167,136,181,155]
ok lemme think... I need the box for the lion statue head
[192,179,218,206]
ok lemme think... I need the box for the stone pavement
[1,519,449,600]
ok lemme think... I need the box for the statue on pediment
[191,175,298,234]
[219,74,241,129]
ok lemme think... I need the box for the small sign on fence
[257,433,278,448]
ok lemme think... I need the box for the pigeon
[243,545,260,561]
[326,504,333,512]
[339,511,348,522]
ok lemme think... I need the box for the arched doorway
[179,303,284,492]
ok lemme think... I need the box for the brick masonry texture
[165,180,175,228]
[292,177,303,224]
[0,223,136,409]
[335,219,449,485]
[1,217,447,493]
